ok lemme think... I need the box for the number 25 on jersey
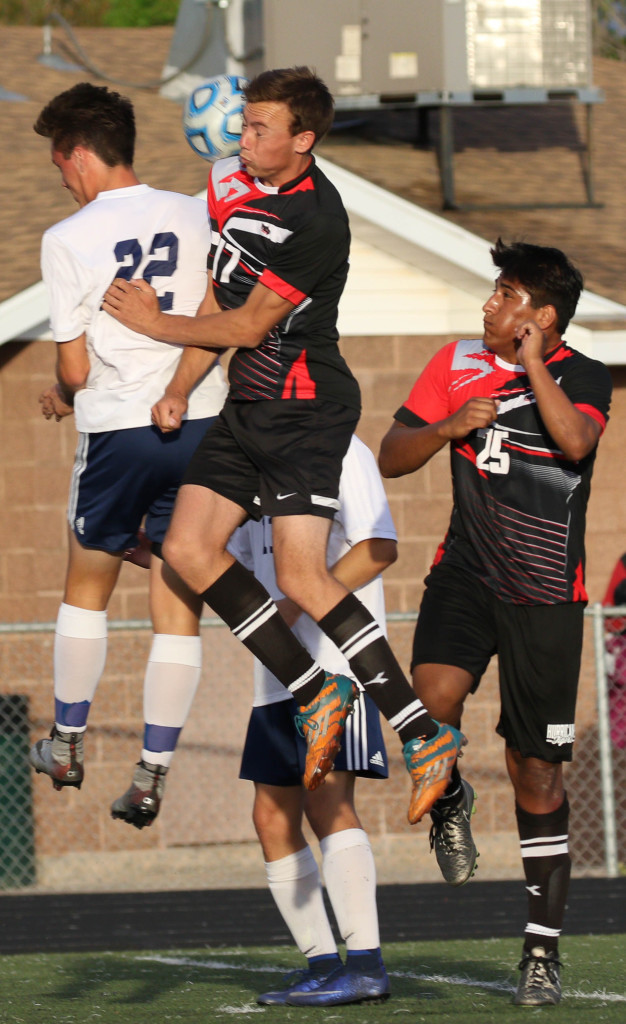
[476,426,510,475]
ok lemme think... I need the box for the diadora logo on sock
[546,724,575,745]
[364,672,388,687]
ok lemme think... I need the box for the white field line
[214,1005,265,1015]
[136,954,626,1003]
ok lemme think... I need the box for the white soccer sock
[53,603,108,733]
[265,847,338,959]
[141,634,202,768]
[320,828,380,951]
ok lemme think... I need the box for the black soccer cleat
[514,946,562,1005]
[110,760,168,829]
[29,727,84,790]
[429,778,479,886]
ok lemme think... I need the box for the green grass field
[1,934,624,1024]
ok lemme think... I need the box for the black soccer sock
[434,763,463,807]
[317,592,437,742]
[516,796,571,954]
[202,561,325,695]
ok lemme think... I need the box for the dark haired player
[28,82,227,818]
[103,66,463,825]
[379,239,612,1006]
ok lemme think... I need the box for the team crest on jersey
[546,723,575,745]
[497,391,537,415]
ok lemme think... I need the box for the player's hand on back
[102,278,162,336]
[39,383,74,421]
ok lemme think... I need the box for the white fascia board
[316,156,626,323]
[2,172,626,360]
[0,281,51,344]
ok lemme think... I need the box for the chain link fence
[0,606,623,894]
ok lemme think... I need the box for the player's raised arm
[515,318,602,462]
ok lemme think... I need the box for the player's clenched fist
[443,396,499,439]
[515,319,549,368]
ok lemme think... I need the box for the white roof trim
[0,281,51,345]
[315,156,626,324]
[2,162,626,362]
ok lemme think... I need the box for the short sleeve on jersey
[41,230,90,342]
[554,348,612,429]
[258,212,349,303]
[394,342,457,425]
[338,439,397,546]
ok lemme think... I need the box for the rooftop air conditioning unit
[262,0,594,99]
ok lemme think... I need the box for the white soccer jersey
[41,184,226,432]
[229,435,397,706]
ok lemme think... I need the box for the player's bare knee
[510,753,564,809]
[275,564,327,608]
[161,533,182,573]
[273,566,300,603]
[253,801,293,850]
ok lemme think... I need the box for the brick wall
[1,337,621,890]
[3,337,622,624]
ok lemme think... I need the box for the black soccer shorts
[183,397,359,521]
[412,562,584,763]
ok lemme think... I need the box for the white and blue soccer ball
[182,74,247,162]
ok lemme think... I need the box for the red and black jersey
[395,338,612,605]
[206,155,360,410]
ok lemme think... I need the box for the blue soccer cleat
[286,960,390,1006]
[257,960,341,1006]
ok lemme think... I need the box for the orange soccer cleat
[403,723,466,824]
[295,673,358,790]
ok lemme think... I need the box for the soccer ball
[182,74,247,162]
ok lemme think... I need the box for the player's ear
[71,145,89,173]
[537,304,558,332]
[294,129,316,154]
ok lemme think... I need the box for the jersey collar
[252,156,315,195]
[91,183,151,203]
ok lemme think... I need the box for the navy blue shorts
[239,692,388,786]
[68,418,215,553]
[412,562,584,762]
[183,398,360,521]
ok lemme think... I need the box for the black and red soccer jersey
[206,155,360,410]
[395,338,612,605]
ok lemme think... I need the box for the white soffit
[2,160,626,363]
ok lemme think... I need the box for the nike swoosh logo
[276,492,297,500]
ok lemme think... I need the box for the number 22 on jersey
[114,232,178,311]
